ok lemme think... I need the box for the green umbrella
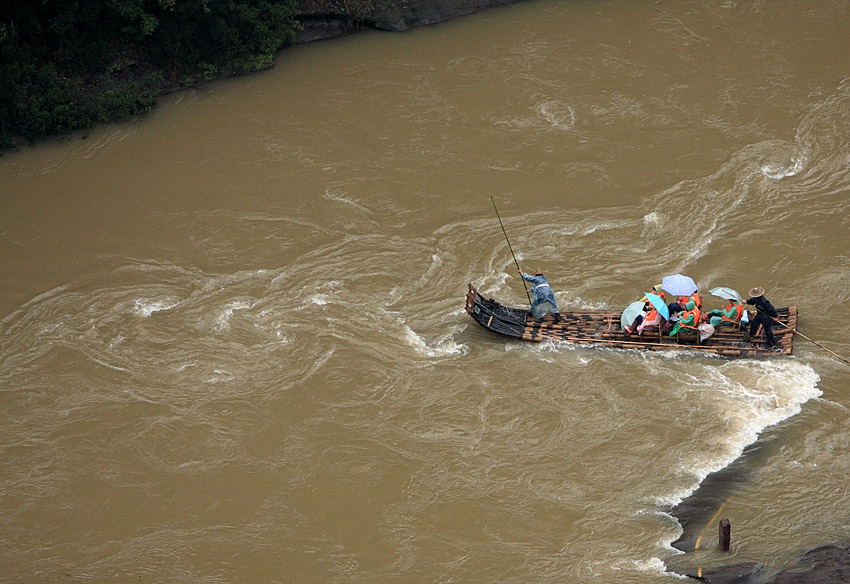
[709,286,742,303]
[621,300,646,329]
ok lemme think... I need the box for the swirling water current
[2,1,850,582]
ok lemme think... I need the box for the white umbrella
[662,274,698,296]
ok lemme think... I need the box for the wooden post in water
[719,518,731,552]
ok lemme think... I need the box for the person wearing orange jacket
[667,290,700,317]
[678,290,701,310]
[668,299,700,337]
[707,299,743,328]
[624,284,665,335]
[635,284,666,335]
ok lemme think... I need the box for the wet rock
[679,563,762,583]
[295,0,527,43]
[670,544,850,583]
[669,441,759,551]
[665,427,850,583]
[774,543,850,583]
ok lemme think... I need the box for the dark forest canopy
[0,0,300,148]
[0,0,522,149]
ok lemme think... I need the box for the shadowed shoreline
[666,429,850,583]
[1,0,531,150]
[294,0,530,44]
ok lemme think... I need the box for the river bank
[0,0,528,150]
[668,433,850,583]
[3,2,848,582]
[673,544,850,583]
[294,0,528,43]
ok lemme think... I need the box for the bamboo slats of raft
[465,283,795,358]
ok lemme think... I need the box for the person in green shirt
[706,299,743,328]
[668,300,700,337]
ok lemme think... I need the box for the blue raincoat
[521,273,560,319]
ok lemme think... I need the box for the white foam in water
[640,359,821,576]
[215,300,252,330]
[536,100,576,130]
[633,556,670,576]
[308,280,343,306]
[564,294,609,311]
[274,327,292,344]
[134,298,179,317]
[403,326,466,357]
[652,358,821,507]
[695,360,818,482]
[760,155,805,179]
[643,211,663,225]
[203,368,235,384]
[311,294,329,306]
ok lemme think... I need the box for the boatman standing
[744,286,778,348]
[518,269,561,321]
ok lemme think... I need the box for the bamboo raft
[465,284,796,357]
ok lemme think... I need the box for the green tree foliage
[0,0,299,147]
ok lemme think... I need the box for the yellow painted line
[694,495,734,551]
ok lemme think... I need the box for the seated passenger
[668,289,700,323]
[636,303,663,335]
[650,284,666,305]
[678,290,702,310]
[662,302,682,334]
[624,285,665,335]
[518,269,561,321]
[668,299,701,337]
[706,299,743,328]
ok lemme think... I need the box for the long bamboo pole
[762,311,850,367]
[490,196,533,308]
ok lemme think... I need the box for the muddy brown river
[2,1,850,582]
